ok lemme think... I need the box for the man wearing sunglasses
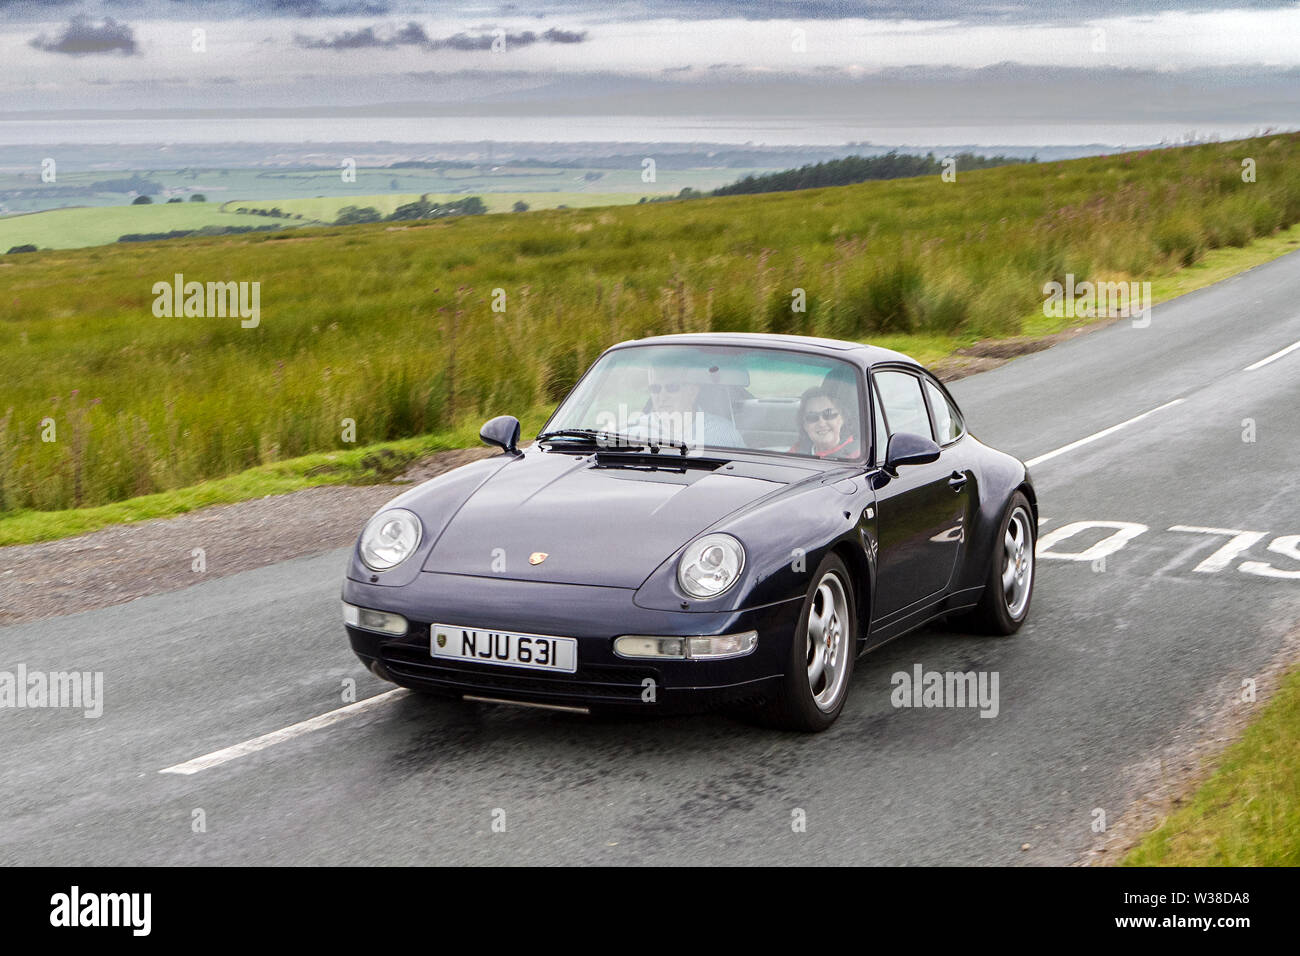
[640,363,744,449]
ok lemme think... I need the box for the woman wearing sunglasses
[789,387,860,459]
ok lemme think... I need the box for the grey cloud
[295,22,429,49]
[145,0,391,16]
[266,0,391,15]
[541,28,587,44]
[0,0,77,10]
[29,16,138,56]
[394,21,429,44]
[295,22,588,52]
[430,29,589,50]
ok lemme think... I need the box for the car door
[870,368,971,617]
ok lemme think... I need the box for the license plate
[431,624,578,673]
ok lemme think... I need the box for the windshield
[542,344,867,461]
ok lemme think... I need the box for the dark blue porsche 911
[342,332,1037,731]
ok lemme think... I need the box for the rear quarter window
[923,378,964,444]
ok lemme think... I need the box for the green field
[227,191,667,222]
[235,164,750,198]
[0,163,749,218]
[2,133,1299,518]
[0,202,297,251]
[0,189,664,253]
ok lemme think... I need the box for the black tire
[963,491,1035,635]
[752,553,857,732]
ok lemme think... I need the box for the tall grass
[2,134,1300,513]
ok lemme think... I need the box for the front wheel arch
[830,540,872,648]
[1016,481,1039,528]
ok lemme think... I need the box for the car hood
[420,450,812,587]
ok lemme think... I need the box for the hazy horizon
[4,2,1298,149]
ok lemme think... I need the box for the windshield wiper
[648,439,690,456]
[597,439,691,457]
[535,428,647,449]
[537,429,692,457]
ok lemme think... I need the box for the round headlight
[677,532,745,599]
[359,508,423,571]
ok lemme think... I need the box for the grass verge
[0,405,551,546]
[1122,666,1300,866]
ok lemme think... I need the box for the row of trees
[711,151,1034,197]
[116,224,283,243]
[333,194,487,225]
[130,194,207,205]
[232,206,300,218]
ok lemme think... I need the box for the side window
[923,378,964,444]
[871,380,890,465]
[873,370,933,441]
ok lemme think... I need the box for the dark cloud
[266,0,392,15]
[542,27,587,44]
[295,23,588,52]
[0,0,78,10]
[437,32,511,51]
[393,21,429,44]
[295,26,382,50]
[430,29,589,51]
[146,0,391,16]
[295,22,428,49]
[29,16,138,56]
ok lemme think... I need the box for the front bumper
[342,571,802,713]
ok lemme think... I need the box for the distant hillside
[712,151,1033,196]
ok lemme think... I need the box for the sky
[2,1,1298,145]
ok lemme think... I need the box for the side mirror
[885,431,940,471]
[480,415,522,455]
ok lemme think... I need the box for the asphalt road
[3,252,1299,865]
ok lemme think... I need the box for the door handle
[947,470,968,491]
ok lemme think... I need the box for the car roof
[608,332,919,368]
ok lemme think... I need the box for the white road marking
[1167,526,1268,573]
[1244,338,1300,371]
[1025,399,1185,468]
[159,689,408,775]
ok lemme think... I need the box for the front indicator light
[614,631,757,661]
[687,631,758,659]
[343,601,409,636]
